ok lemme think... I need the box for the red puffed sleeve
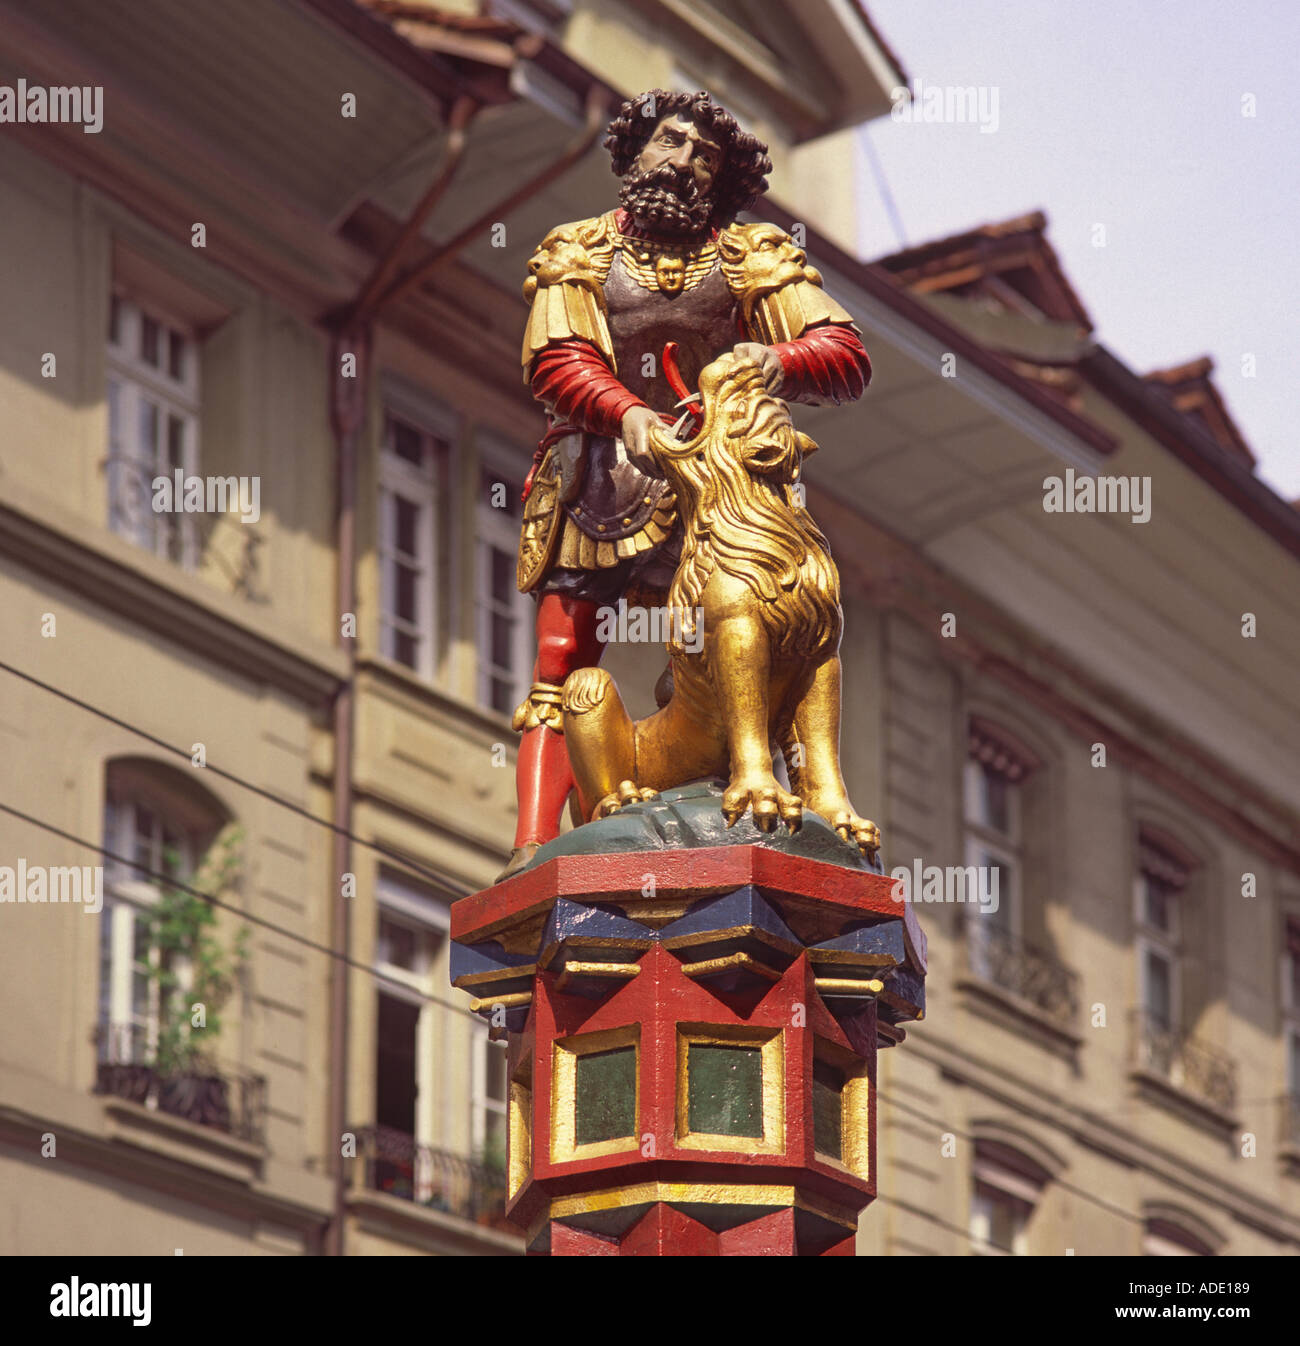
[770,322,872,405]
[529,339,647,439]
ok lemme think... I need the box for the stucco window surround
[102,234,237,576]
[92,757,264,1159]
[99,758,233,1064]
[375,376,461,684]
[958,698,1062,943]
[1126,808,1236,1123]
[1130,817,1215,1039]
[956,705,1077,1035]
[967,1122,1063,1256]
[1140,1200,1224,1257]
[963,714,1042,947]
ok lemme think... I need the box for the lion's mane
[657,359,842,660]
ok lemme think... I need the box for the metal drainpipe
[321,92,479,1261]
[324,319,366,1260]
[322,81,607,1257]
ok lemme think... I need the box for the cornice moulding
[0,492,347,708]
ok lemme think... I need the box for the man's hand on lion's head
[620,404,668,474]
[732,341,784,395]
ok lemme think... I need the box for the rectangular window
[372,875,450,1179]
[1142,873,1179,938]
[377,914,419,973]
[964,758,1021,841]
[475,457,532,717]
[378,413,447,679]
[971,1183,1029,1255]
[963,753,1024,964]
[375,993,420,1139]
[1135,845,1187,1034]
[106,294,200,566]
[970,1144,1043,1255]
[472,1027,510,1162]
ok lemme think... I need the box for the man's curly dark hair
[604,90,772,231]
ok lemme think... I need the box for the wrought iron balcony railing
[353,1124,510,1231]
[964,924,1079,1024]
[94,1022,267,1147]
[1129,1010,1237,1114]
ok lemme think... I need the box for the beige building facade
[0,0,1296,1257]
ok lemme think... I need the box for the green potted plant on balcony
[148,825,250,1133]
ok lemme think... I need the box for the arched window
[97,758,229,1069]
[1141,1204,1222,1257]
[1143,1220,1213,1257]
[969,1139,1051,1255]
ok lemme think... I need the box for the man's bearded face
[620,114,723,238]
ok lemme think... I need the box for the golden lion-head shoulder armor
[521,213,617,303]
[520,213,618,375]
[718,221,856,345]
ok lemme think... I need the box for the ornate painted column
[451,782,926,1256]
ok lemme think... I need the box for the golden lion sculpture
[560,351,881,856]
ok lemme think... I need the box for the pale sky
[856,0,1299,500]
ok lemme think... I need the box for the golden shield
[516,448,563,593]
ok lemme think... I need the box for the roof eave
[1080,346,1300,560]
[755,197,1118,459]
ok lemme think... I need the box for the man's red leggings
[513,593,605,849]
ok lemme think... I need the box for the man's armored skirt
[518,431,680,606]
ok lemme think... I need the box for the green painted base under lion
[517,779,884,876]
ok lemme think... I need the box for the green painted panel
[812,1059,843,1160]
[574,1046,637,1145]
[687,1043,763,1137]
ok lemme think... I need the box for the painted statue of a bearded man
[504,89,871,877]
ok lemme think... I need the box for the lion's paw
[721,775,803,834]
[592,780,658,819]
[825,810,881,856]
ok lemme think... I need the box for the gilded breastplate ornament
[613,233,720,296]
[655,255,683,294]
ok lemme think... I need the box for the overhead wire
[3,666,1289,1241]
[0,798,482,1023]
[0,658,478,896]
